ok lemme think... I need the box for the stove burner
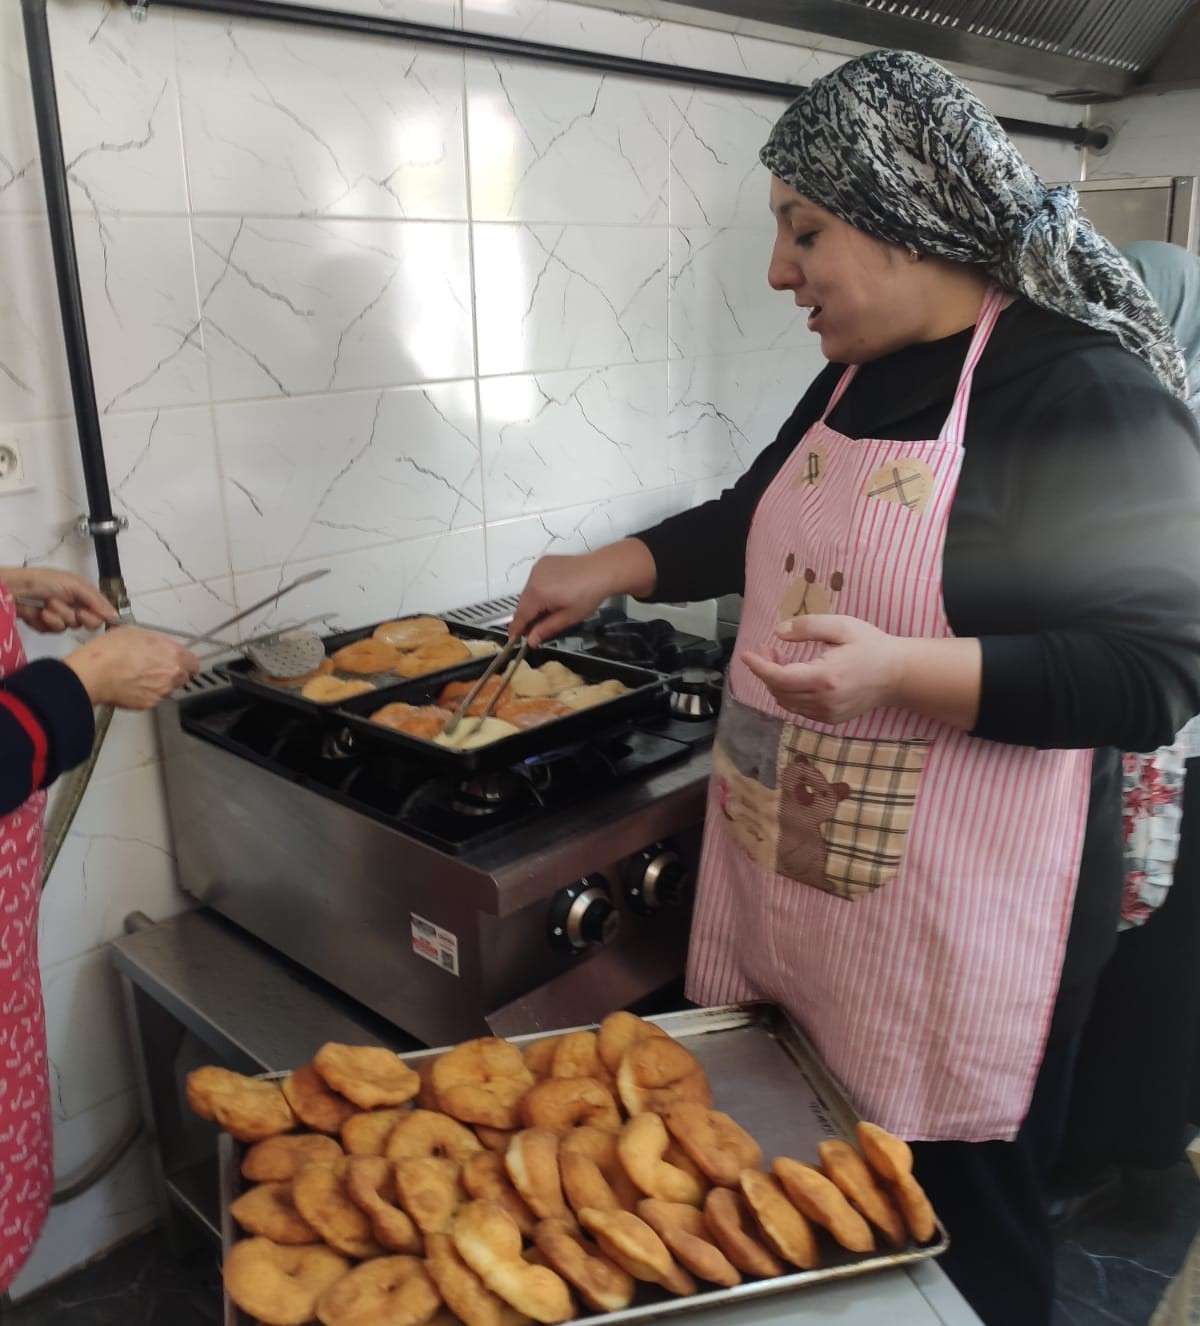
[669,668,723,721]
[452,768,537,816]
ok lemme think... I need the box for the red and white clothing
[0,587,93,1289]
[686,289,1093,1141]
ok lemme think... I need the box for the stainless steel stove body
[156,600,725,1046]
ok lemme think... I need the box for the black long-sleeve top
[0,658,94,816]
[636,299,1200,1029]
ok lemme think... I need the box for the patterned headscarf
[760,50,1187,397]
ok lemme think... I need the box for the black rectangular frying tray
[333,647,668,774]
[215,617,508,719]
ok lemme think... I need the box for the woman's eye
[795,231,817,248]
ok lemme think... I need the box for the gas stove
[156,597,727,1046]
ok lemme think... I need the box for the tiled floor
[5,1161,1197,1325]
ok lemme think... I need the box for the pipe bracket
[75,514,129,538]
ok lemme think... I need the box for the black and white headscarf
[760,49,1188,398]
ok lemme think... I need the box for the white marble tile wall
[0,0,1086,1292]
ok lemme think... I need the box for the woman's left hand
[741,614,906,724]
[1,566,117,633]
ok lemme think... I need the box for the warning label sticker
[411,913,460,977]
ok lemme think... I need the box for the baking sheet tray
[333,646,668,774]
[216,617,511,717]
[220,1002,947,1325]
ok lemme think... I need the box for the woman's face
[767,178,928,363]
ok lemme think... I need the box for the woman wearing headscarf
[510,50,1200,1326]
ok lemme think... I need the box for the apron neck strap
[816,284,1009,439]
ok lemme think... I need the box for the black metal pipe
[22,0,123,586]
[127,0,1107,150]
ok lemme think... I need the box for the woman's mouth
[806,305,824,332]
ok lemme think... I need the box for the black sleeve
[634,363,842,602]
[972,371,1200,752]
[0,658,95,815]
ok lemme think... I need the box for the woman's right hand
[510,539,658,646]
[64,626,199,710]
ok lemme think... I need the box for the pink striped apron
[0,587,52,1289]
[686,287,1093,1141]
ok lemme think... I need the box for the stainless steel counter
[110,909,982,1324]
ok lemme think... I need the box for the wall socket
[0,439,29,494]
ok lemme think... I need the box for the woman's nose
[767,237,799,291]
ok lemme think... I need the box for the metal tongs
[441,634,529,738]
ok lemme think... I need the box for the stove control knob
[548,878,619,951]
[626,845,690,912]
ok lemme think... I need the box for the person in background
[0,564,198,1291]
[510,50,1200,1326]
[1054,240,1200,1205]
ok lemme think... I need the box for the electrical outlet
[0,439,29,494]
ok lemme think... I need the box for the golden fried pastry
[223,1237,350,1326]
[434,716,521,749]
[576,1206,695,1296]
[371,702,452,740]
[424,1232,528,1326]
[385,1110,484,1165]
[560,1151,619,1218]
[332,638,403,674]
[617,1114,705,1205]
[186,1065,268,1119]
[394,636,472,677]
[432,1039,535,1131]
[534,661,582,695]
[453,1200,575,1323]
[772,1157,875,1253]
[301,675,375,704]
[243,1133,345,1183]
[504,661,553,699]
[534,1217,635,1312]
[817,1137,908,1249]
[373,616,450,650]
[738,1169,819,1269]
[474,1126,516,1154]
[342,1108,410,1156]
[344,1155,423,1254]
[549,1032,612,1087]
[616,1037,711,1117]
[557,680,628,711]
[855,1122,936,1243]
[462,1151,538,1238]
[292,1158,384,1260]
[205,1078,296,1144]
[282,1064,359,1135]
[663,1102,763,1188]
[494,696,572,730]
[637,1198,741,1287]
[520,1078,621,1134]
[437,677,507,717]
[505,1128,569,1222]
[314,1254,441,1326]
[259,656,333,689]
[395,1155,465,1235]
[313,1043,421,1110]
[463,639,503,659]
[230,1181,320,1245]
[559,1127,642,1214]
[702,1187,784,1278]
[521,1036,564,1079]
[595,1012,670,1077]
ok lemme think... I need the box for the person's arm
[0,659,95,815]
[971,371,1200,752]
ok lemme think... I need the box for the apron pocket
[775,725,930,899]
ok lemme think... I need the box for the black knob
[626,845,691,912]
[548,878,618,951]
[674,667,722,694]
[668,668,722,720]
